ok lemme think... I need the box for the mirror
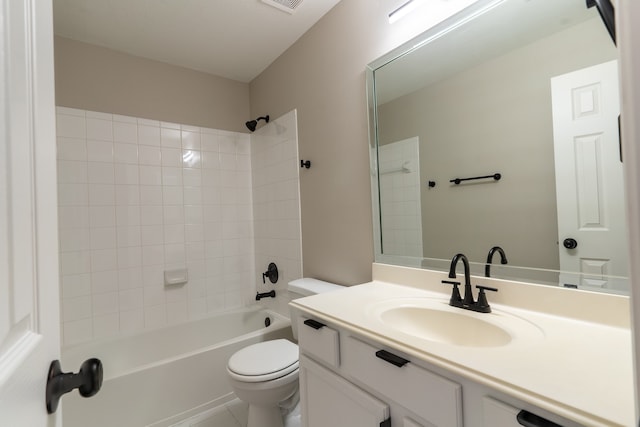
[367,0,628,293]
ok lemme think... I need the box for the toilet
[227,278,343,427]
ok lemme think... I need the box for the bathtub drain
[265,317,272,327]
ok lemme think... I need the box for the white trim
[617,1,640,422]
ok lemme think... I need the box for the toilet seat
[228,339,299,383]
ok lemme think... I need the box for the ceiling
[53,0,342,83]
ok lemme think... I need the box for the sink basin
[380,306,512,347]
[370,298,543,348]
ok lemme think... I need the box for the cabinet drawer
[483,397,566,427]
[297,316,340,368]
[342,336,462,427]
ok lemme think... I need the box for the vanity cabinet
[298,316,460,427]
[298,314,583,427]
[342,335,462,426]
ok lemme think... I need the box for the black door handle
[563,238,578,249]
[46,358,103,414]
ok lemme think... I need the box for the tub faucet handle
[262,262,279,284]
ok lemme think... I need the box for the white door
[0,0,62,425]
[551,60,628,291]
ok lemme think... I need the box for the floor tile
[225,399,249,427]
[191,408,239,427]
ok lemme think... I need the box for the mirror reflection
[369,0,628,293]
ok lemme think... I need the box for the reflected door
[551,60,628,290]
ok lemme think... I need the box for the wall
[377,18,617,270]
[251,110,304,315]
[56,107,255,345]
[249,0,480,285]
[54,0,490,287]
[56,106,303,345]
[54,36,250,133]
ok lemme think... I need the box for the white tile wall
[378,137,423,258]
[251,110,303,316]
[56,107,259,346]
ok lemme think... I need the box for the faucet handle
[475,285,498,313]
[442,280,463,307]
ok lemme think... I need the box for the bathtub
[61,307,293,427]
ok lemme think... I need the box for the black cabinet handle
[517,410,563,427]
[303,319,326,330]
[375,349,409,367]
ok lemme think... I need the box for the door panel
[300,355,389,427]
[551,60,628,290]
[0,0,61,425]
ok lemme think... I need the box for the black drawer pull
[303,319,326,330]
[375,350,409,367]
[517,410,563,427]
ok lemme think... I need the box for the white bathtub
[61,307,293,427]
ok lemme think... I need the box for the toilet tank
[288,278,343,340]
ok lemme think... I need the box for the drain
[264,317,272,327]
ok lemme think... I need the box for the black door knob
[46,358,103,414]
[563,238,578,249]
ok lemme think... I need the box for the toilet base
[247,404,284,427]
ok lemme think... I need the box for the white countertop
[290,278,635,427]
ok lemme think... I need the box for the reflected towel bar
[450,173,501,185]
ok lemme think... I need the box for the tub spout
[255,290,276,300]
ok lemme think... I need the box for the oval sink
[370,298,543,348]
[380,306,511,347]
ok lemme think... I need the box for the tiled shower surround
[56,107,302,346]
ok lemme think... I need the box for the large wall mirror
[367,0,628,293]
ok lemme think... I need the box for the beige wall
[377,18,616,270]
[54,36,250,133]
[52,1,512,286]
[248,0,467,285]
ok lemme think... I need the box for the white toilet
[227,278,343,427]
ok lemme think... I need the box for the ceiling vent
[261,0,304,14]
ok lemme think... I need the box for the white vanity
[291,264,634,427]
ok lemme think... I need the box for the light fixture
[388,0,420,23]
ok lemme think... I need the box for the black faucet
[443,253,498,313]
[448,253,474,306]
[485,246,508,277]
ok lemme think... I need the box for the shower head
[245,115,270,132]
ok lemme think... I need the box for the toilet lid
[228,339,299,382]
